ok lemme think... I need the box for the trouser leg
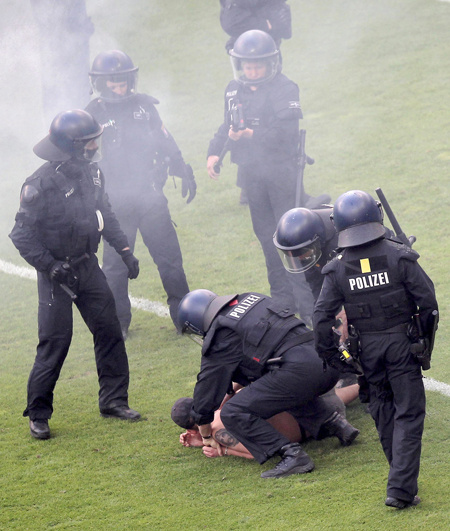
[221,345,338,463]
[139,193,189,326]
[361,333,425,502]
[242,166,315,321]
[243,169,296,311]
[75,256,129,409]
[24,273,73,420]
[102,231,135,331]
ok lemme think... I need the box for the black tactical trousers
[359,331,425,503]
[240,163,315,324]
[24,255,130,420]
[102,190,189,329]
[220,344,339,463]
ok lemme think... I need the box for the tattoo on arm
[214,429,239,448]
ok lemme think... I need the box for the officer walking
[313,190,439,509]
[9,110,141,440]
[176,288,360,478]
[86,50,196,337]
[207,30,315,322]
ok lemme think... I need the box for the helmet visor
[89,71,138,101]
[277,240,322,273]
[74,134,103,162]
[230,56,279,86]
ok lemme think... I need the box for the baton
[375,188,415,247]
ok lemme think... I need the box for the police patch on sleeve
[226,294,263,319]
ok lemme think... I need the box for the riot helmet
[33,109,103,162]
[229,30,280,86]
[89,50,139,102]
[331,190,385,248]
[177,289,238,339]
[274,208,326,273]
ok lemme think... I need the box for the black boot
[385,496,421,509]
[260,443,315,478]
[321,412,360,446]
[100,406,141,421]
[29,419,51,440]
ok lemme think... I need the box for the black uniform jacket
[207,73,302,168]
[313,237,438,360]
[9,159,128,271]
[192,292,313,425]
[86,93,186,199]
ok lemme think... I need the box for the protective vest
[202,293,313,372]
[224,74,302,166]
[86,93,184,195]
[19,161,104,260]
[323,238,418,332]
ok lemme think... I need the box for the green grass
[1,0,449,529]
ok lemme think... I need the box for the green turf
[1,1,449,529]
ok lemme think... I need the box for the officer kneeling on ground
[9,110,141,440]
[313,190,439,509]
[177,289,360,478]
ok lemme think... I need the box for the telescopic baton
[375,187,416,247]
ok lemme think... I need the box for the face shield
[74,134,103,162]
[89,71,138,102]
[230,56,279,86]
[277,239,323,273]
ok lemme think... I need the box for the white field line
[1,258,449,397]
[0,258,169,317]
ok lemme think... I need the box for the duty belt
[359,322,410,335]
[266,330,314,366]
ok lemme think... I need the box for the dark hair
[171,397,195,429]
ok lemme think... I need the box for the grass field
[0,1,449,529]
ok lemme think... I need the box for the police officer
[177,288,360,478]
[207,30,315,321]
[313,190,439,509]
[86,50,196,337]
[9,110,141,440]
[219,0,292,53]
[274,206,336,300]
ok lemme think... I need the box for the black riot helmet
[229,30,280,86]
[274,208,326,273]
[89,50,139,102]
[33,109,103,162]
[177,289,238,340]
[331,190,385,248]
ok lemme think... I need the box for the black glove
[120,250,140,279]
[181,164,197,204]
[49,261,70,283]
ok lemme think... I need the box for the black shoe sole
[30,430,50,440]
[385,496,420,509]
[100,412,141,421]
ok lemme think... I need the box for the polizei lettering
[227,294,262,319]
[348,272,390,291]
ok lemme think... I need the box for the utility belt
[265,329,314,369]
[52,252,91,266]
[357,322,409,335]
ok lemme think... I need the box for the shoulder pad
[386,238,420,261]
[138,93,159,105]
[398,245,420,261]
[321,253,344,274]
[20,183,40,204]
